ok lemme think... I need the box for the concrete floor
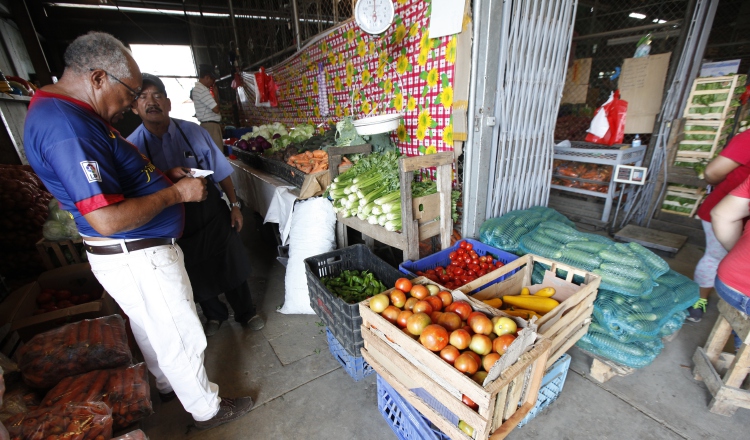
[140,212,750,439]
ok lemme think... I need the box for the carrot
[77,319,90,344]
[88,319,103,346]
[83,370,109,402]
[312,150,327,159]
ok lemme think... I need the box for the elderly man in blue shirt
[128,73,264,336]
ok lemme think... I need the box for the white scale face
[355,0,395,35]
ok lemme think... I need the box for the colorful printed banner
[238,0,457,157]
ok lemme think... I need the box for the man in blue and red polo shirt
[23,31,253,431]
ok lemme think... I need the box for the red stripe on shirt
[75,194,125,215]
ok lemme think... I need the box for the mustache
[145,105,162,113]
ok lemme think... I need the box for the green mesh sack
[593,289,670,341]
[479,207,573,252]
[658,310,688,338]
[626,242,670,279]
[594,243,655,297]
[576,331,664,369]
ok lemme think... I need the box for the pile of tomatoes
[369,278,519,412]
[415,241,506,290]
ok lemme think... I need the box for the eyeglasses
[136,91,166,101]
[89,68,141,101]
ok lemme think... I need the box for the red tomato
[459,241,468,249]
[426,269,436,276]
[416,271,425,276]
[395,278,413,292]
[478,256,487,263]
[448,251,458,261]
[453,267,464,276]
[496,261,505,268]
[480,263,489,270]
[456,248,466,255]
[469,250,478,259]
[450,260,461,267]
[465,242,473,251]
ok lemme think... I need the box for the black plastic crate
[230,147,307,188]
[305,244,405,357]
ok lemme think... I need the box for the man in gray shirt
[192,64,223,152]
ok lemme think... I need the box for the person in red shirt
[688,130,750,322]
[711,175,750,349]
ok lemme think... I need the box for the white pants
[694,220,729,288]
[87,243,220,421]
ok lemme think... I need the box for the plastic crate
[377,375,450,440]
[326,328,374,382]
[399,239,520,294]
[305,245,405,357]
[517,353,572,428]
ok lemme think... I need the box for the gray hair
[63,32,134,79]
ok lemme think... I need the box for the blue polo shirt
[24,90,184,239]
[127,118,233,190]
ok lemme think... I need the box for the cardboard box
[10,263,118,341]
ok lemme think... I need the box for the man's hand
[174,177,207,203]
[230,207,243,232]
[166,167,192,183]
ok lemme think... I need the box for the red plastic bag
[254,67,269,103]
[585,90,628,146]
[16,315,132,388]
[267,75,279,107]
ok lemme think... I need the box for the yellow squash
[482,298,503,308]
[502,308,542,320]
[534,287,556,298]
[502,295,559,314]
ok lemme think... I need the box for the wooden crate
[661,185,705,217]
[459,254,601,370]
[675,119,726,162]
[328,144,453,261]
[360,277,552,440]
[683,75,742,120]
[36,238,83,270]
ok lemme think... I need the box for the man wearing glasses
[128,74,264,337]
[23,32,254,431]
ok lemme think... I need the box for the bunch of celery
[328,152,437,232]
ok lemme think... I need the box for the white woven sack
[278,197,336,314]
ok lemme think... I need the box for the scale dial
[355,0,395,35]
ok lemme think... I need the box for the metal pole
[333,0,339,24]
[292,0,302,51]
[228,0,242,66]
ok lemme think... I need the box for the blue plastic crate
[399,239,520,294]
[377,375,450,440]
[326,328,374,382]
[517,354,571,428]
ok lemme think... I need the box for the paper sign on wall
[619,53,671,134]
[429,0,465,38]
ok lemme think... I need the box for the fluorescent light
[629,12,647,20]
[652,18,667,24]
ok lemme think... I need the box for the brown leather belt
[84,238,174,255]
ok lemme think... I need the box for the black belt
[200,121,220,124]
[84,238,174,255]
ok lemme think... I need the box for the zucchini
[599,263,651,281]
[626,312,659,322]
[541,227,581,244]
[587,333,647,357]
[593,269,644,291]
[538,221,578,234]
[520,236,563,259]
[630,301,653,313]
[588,321,609,335]
[530,232,560,247]
[598,249,644,268]
[561,249,602,271]
[567,241,608,254]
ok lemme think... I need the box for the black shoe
[242,315,265,331]
[159,391,177,403]
[194,396,254,430]
[205,320,222,337]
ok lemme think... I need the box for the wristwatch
[229,201,241,209]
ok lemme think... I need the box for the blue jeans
[714,277,750,349]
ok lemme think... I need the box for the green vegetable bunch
[321,270,387,304]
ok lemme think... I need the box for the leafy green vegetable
[321,270,387,304]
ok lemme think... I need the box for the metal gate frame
[462,0,578,238]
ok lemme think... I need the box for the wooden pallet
[360,278,552,440]
[660,185,705,218]
[328,144,453,262]
[683,75,742,120]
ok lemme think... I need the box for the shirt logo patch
[80,161,103,183]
